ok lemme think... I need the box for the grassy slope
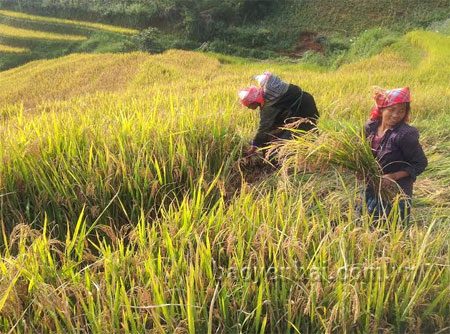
[2,1,450,69]
[0,53,149,108]
[278,0,450,34]
[0,31,449,332]
[0,10,134,71]
[0,9,138,34]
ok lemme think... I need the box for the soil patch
[225,155,277,201]
[284,31,324,58]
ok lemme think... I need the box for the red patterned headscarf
[238,86,265,107]
[370,87,411,120]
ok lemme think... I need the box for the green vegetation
[1,0,450,66]
[0,43,28,53]
[300,28,403,69]
[0,23,86,40]
[276,120,398,201]
[0,9,137,34]
[0,30,449,332]
[0,10,136,71]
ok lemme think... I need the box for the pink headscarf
[370,87,411,120]
[238,86,265,107]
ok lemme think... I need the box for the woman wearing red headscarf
[238,72,319,158]
[361,87,427,222]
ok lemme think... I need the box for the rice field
[0,9,136,72]
[0,23,86,41]
[0,44,28,53]
[0,9,138,34]
[0,30,449,333]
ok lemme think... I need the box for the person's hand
[380,174,395,188]
[241,146,258,167]
[355,171,364,180]
[244,145,257,158]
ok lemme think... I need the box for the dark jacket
[363,119,427,197]
[252,84,319,147]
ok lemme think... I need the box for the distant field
[0,23,86,40]
[0,10,136,71]
[0,29,449,333]
[0,43,28,53]
[0,9,138,34]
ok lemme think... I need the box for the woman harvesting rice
[238,72,319,158]
[361,87,427,222]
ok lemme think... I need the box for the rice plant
[275,119,399,201]
[0,29,449,333]
[0,10,138,35]
[0,23,86,41]
[0,44,28,53]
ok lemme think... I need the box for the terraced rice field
[0,9,136,71]
[0,9,138,34]
[0,25,449,333]
[0,43,28,53]
[0,23,86,40]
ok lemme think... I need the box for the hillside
[0,9,137,70]
[1,0,450,69]
[0,30,449,333]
